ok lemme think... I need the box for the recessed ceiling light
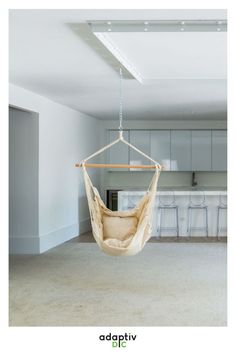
[144,28,148,31]
[108,28,111,32]
[181,21,185,25]
[107,21,111,25]
[144,21,149,25]
[217,28,221,31]
[180,27,185,31]
[217,21,222,25]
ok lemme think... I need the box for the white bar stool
[187,191,208,237]
[157,191,179,238]
[217,193,227,240]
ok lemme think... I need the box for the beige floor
[9,234,227,326]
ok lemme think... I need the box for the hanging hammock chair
[75,69,162,256]
[82,161,160,256]
[76,131,161,256]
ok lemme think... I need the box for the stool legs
[157,206,179,238]
[217,206,227,240]
[158,208,163,238]
[176,207,179,239]
[187,207,192,238]
[206,207,209,237]
[187,206,208,237]
[217,206,220,240]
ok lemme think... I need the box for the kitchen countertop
[158,187,227,191]
[118,189,227,196]
[108,186,226,192]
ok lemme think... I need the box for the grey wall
[9,107,39,253]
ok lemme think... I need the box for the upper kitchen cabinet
[170,130,191,171]
[212,130,227,171]
[129,130,150,169]
[108,130,129,170]
[150,130,171,170]
[191,130,212,171]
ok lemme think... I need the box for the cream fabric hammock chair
[77,131,161,256]
[76,69,161,256]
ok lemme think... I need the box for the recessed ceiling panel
[95,31,226,82]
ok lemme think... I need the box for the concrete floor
[9,235,227,326]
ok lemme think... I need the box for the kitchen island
[118,190,227,237]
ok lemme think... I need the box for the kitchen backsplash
[104,171,227,190]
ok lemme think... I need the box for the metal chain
[118,68,123,131]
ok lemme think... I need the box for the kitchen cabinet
[108,130,129,170]
[212,130,227,171]
[170,130,191,171]
[129,130,150,169]
[107,129,227,172]
[191,130,212,171]
[150,130,171,170]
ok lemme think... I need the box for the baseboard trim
[10,221,91,255]
[9,236,40,254]
[39,223,79,253]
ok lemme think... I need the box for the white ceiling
[9,9,227,121]
[100,32,226,81]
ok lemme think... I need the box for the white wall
[99,120,227,197]
[9,84,100,254]
[9,84,227,253]
[9,107,39,253]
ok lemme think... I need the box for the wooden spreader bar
[75,163,161,169]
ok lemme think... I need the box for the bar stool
[157,191,179,238]
[217,193,227,240]
[187,191,208,237]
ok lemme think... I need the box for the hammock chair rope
[119,68,123,131]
